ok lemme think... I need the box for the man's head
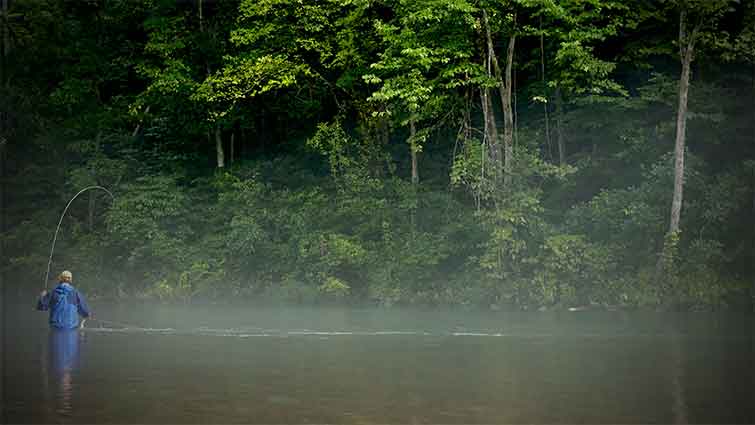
[59,270,73,283]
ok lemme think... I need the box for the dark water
[3,301,754,424]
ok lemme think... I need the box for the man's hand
[40,290,48,297]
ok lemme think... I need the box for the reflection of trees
[670,327,687,424]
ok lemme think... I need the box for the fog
[5,294,754,423]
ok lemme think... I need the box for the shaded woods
[2,0,754,310]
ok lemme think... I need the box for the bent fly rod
[44,186,115,289]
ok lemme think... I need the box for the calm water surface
[3,301,754,423]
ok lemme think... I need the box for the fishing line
[44,186,115,289]
[85,318,138,328]
[83,318,182,334]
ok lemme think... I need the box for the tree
[365,0,477,186]
[536,0,629,166]
[658,0,734,289]
[136,0,237,168]
[479,4,516,188]
[4,0,754,309]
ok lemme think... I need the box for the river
[4,301,754,423]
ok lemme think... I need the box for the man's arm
[76,291,91,318]
[36,290,50,311]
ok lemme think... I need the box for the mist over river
[4,299,754,423]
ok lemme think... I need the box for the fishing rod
[44,185,115,289]
[41,186,152,333]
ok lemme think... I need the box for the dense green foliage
[2,0,753,310]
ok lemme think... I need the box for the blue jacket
[37,282,91,329]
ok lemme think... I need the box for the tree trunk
[462,90,480,211]
[668,12,694,237]
[1,0,8,139]
[513,57,518,149]
[230,130,235,165]
[555,88,565,166]
[215,125,225,169]
[482,9,515,188]
[540,18,552,160]
[131,105,151,138]
[1,0,7,88]
[481,87,501,182]
[751,63,755,306]
[198,0,203,32]
[502,29,515,189]
[657,11,698,288]
[463,88,472,143]
[0,134,5,287]
[410,117,418,185]
[200,0,225,169]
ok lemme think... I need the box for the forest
[1,0,754,310]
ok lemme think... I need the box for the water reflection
[4,306,751,423]
[670,328,688,425]
[47,329,81,418]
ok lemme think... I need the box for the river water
[3,301,754,423]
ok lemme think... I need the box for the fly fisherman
[37,270,91,329]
